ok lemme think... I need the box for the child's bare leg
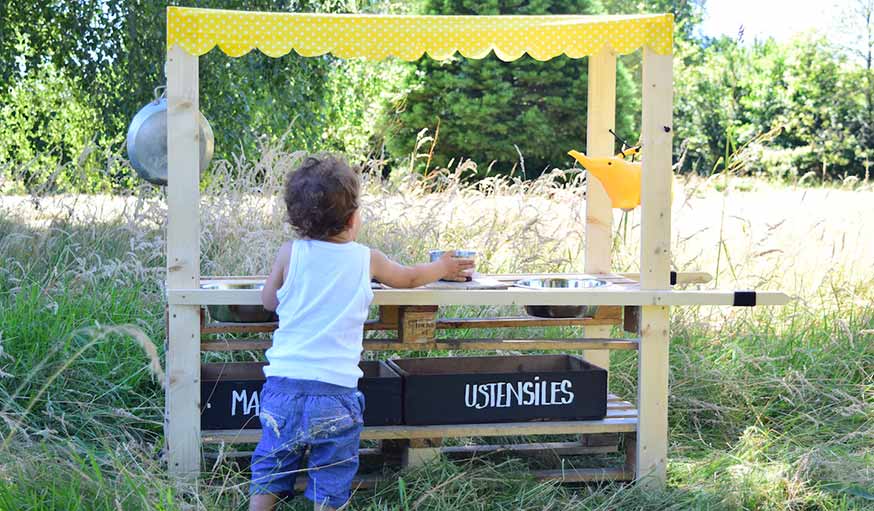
[249,493,278,511]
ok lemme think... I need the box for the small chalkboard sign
[200,360,403,430]
[387,354,607,426]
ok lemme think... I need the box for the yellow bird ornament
[568,148,642,210]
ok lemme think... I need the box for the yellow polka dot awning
[167,7,673,61]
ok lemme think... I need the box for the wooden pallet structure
[163,7,790,490]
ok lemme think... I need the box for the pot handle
[153,85,166,102]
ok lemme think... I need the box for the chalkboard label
[200,361,403,430]
[388,354,606,426]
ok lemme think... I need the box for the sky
[700,0,845,43]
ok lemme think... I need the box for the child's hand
[438,251,476,282]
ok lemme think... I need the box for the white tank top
[264,239,373,388]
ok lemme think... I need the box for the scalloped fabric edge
[167,7,673,61]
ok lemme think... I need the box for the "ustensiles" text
[464,376,575,409]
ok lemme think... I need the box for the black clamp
[733,291,757,307]
[670,271,677,286]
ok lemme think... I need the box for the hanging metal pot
[126,86,214,186]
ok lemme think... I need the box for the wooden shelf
[201,314,622,335]
[201,337,640,352]
[203,395,637,444]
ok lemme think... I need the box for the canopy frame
[166,7,674,61]
[163,6,674,490]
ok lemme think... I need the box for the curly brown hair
[284,155,360,240]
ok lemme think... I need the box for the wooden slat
[639,49,673,291]
[201,339,272,351]
[624,432,638,475]
[583,47,618,372]
[280,468,635,489]
[441,441,617,457]
[202,321,276,335]
[205,441,619,461]
[172,287,791,307]
[623,305,641,334]
[623,271,711,285]
[488,272,711,285]
[437,310,622,329]
[489,273,636,285]
[637,306,670,485]
[165,45,201,479]
[584,46,617,276]
[200,337,640,352]
[201,309,623,335]
[212,465,632,487]
[203,417,638,444]
[636,46,673,489]
[532,467,633,483]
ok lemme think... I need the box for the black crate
[357,360,404,426]
[200,360,403,430]
[201,362,266,431]
[387,354,607,426]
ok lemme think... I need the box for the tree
[835,0,874,164]
[600,0,704,41]
[0,0,382,191]
[383,0,637,178]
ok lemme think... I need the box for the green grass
[1,164,873,509]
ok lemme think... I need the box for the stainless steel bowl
[429,249,477,282]
[200,282,277,323]
[429,249,478,262]
[514,278,608,318]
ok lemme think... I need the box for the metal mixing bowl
[200,282,277,323]
[514,278,608,318]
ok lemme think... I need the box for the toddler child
[249,155,474,511]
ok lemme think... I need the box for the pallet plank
[441,441,617,457]
[202,416,638,444]
[532,467,633,483]
[200,337,640,352]
[201,310,624,335]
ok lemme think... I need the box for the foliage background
[381,0,638,178]
[3,0,874,191]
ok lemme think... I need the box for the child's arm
[261,242,292,311]
[371,249,474,289]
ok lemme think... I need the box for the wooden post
[403,438,442,467]
[583,47,616,372]
[165,45,202,479]
[398,306,438,343]
[636,47,673,488]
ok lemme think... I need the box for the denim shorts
[250,377,365,509]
